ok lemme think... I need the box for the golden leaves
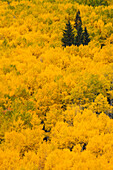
[0,0,113,169]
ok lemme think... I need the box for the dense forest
[0,0,113,169]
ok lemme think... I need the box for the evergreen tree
[82,27,90,45]
[61,20,74,47]
[74,24,83,46]
[74,10,83,46]
[74,10,82,31]
[61,11,90,47]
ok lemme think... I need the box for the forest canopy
[0,0,113,169]
[74,0,109,6]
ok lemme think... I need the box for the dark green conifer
[74,24,83,46]
[74,10,82,31]
[82,27,90,45]
[61,10,90,47]
[61,20,74,47]
[74,10,83,46]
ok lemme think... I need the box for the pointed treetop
[82,27,90,45]
[74,10,82,30]
[77,10,80,15]
[61,20,74,47]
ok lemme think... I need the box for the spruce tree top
[82,27,90,45]
[74,10,82,30]
[61,20,74,47]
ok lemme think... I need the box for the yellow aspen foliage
[45,149,76,170]
[87,133,113,159]
[20,151,40,170]
[45,108,62,131]
[72,144,82,153]
[3,131,26,152]
[89,94,111,114]
[94,44,113,63]
[0,149,20,170]
[94,19,104,33]
[0,0,113,169]
[2,126,44,157]
[35,142,55,169]
[50,121,76,149]
[62,105,81,126]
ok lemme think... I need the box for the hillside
[0,0,113,169]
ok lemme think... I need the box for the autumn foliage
[0,0,113,169]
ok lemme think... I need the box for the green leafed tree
[61,20,74,47]
[74,10,83,46]
[82,27,90,45]
[74,10,82,31]
[62,11,90,47]
[74,26,83,46]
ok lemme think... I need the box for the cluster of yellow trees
[0,0,113,169]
